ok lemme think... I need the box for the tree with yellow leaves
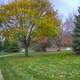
[0,0,61,56]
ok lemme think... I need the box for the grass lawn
[0,51,80,80]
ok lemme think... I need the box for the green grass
[0,51,80,80]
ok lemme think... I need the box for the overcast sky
[51,0,80,21]
[0,0,80,21]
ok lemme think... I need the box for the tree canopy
[0,0,61,56]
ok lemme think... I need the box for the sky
[0,0,80,21]
[51,0,80,21]
[0,0,7,4]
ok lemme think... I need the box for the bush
[4,42,20,52]
[0,41,3,51]
[32,40,51,52]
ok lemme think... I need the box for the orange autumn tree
[0,0,61,56]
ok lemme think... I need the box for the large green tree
[72,7,80,54]
[0,0,61,56]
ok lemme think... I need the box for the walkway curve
[0,70,4,80]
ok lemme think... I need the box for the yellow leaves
[0,0,61,42]
[2,28,16,42]
[26,9,34,17]
[13,0,34,11]
[4,2,16,10]
[16,26,27,35]
[33,10,60,38]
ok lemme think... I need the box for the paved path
[0,53,23,58]
[0,70,4,80]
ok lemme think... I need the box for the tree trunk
[24,24,34,56]
[24,38,30,56]
[57,47,61,51]
[25,47,28,56]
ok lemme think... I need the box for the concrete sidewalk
[0,70,4,80]
[0,53,23,58]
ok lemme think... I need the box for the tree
[63,14,74,33]
[0,0,61,56]
[72,7,80,54]
[1,27,20,52]
[0,36,4,51]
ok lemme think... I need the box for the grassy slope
[0,51,80,80]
